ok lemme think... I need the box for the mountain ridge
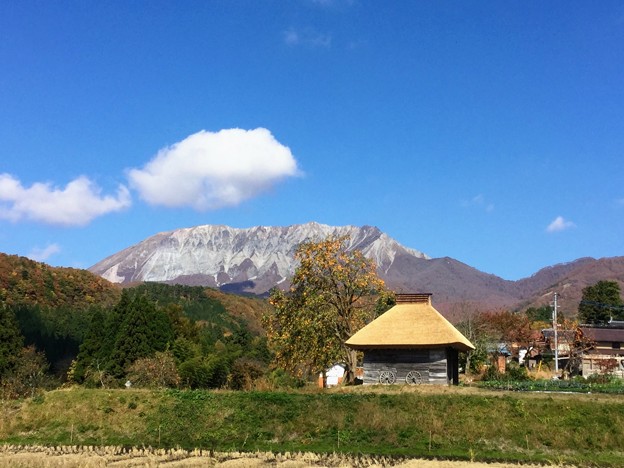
[90,223,428,288]
[88,222,624,316]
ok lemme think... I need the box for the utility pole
[552,292,559,373]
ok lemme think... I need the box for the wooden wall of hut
[361,348,458,385]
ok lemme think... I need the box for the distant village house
[580,322,624,378]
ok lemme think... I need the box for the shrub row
[477,377,624,394]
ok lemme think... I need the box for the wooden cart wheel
[379,370,396,385]
[406,370,423,385]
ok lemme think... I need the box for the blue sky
[1,0,623,281]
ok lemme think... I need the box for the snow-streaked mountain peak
[89,222,429,293]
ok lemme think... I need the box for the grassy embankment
[1,386,623,467]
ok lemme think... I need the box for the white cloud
[283,27,331,48]
[461,194,494,212]
[128,128,301,211]
[0,174,131,226]
[309,0,355,8]
[546,216,576,233]
[284,28,300,46]
[27,243,61,262]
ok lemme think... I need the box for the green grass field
[2,386,623,467]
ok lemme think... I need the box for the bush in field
[597,358,620,376]
[1,345,51,398]
[127,350,180,388]
[507,362,531,381]
[178,357,211,388]
[171,337,200,364]
[228,357,265,390]
[585,372,618,385]
[463,339,489,374]
[243,368,305,390]
[264,368,306,389]
[481,361,531,382]
[81,361,117,389]
[178,356,229,389]
[481,365,500,381]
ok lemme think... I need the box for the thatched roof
[346,294,475,352]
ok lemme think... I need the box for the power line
[579,300,624,311]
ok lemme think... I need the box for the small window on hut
[612,342,621,349]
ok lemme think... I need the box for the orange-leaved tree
[264,236,391,385]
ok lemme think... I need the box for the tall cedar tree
[72,292,131,382]
[578,280,624,324]
[265,236,389,384]
[99,291,131,364]
[0,306,24,377]
[107,296,174,378]
[72,309,107,382]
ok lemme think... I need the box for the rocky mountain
[89,222,624,316]
[90,223,427,292]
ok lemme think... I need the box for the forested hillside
[0,253,120,309]
[0,254,276,398]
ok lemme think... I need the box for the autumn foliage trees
[69,286,271,389]
[0,253,119,309]
[1,259,273,395]
[456,309,539,374]
[264,236,391,384]
[4,248,624,394]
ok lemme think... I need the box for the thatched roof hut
[346,293,474,385]
[346,293,474,352]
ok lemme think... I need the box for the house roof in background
[581,327,624,343]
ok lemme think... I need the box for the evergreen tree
[72,309,107,382]
[0,306,24,377]
[525,305,553,323]
[99,290,131,362]
[578,280,624,324]
[108,296,174,379]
